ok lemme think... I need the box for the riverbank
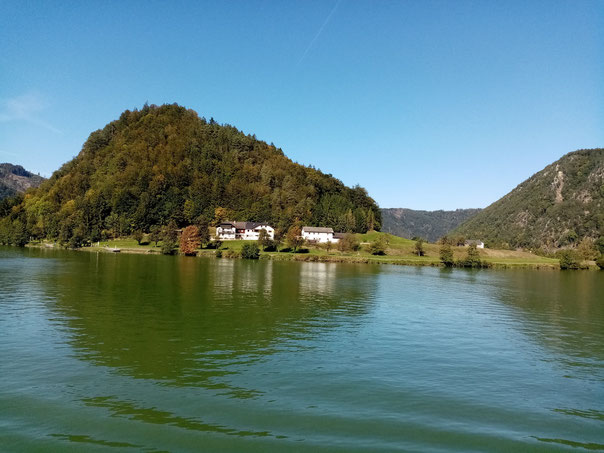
[26,233,574,270]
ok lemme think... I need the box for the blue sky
[0,0,602,210]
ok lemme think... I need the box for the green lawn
[68,231,562,269]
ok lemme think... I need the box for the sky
[0,0,602,210]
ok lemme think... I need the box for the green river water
[1,246,603,452]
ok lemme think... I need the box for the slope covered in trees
[381,208,481,242]
[455,149,604,249]
[0,104,380,245]
[0,163,44,200]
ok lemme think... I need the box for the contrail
[297,0,343,66]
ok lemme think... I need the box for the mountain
[455,148,604,248]
[0,104,380,245]
[381,208,481,242]
[0,163,44,200]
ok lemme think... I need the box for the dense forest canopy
[455,148,604,249]
[0,103,381,245]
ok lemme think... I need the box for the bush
[367,238,387,255]
[241,243,260,259]
[206,240,222,249]
[558,249,580,270]
[338,233,360,252]
[460,244,482,268]
[215,250,222,258]
[595,256,604,269]
[414,239,425,256]
[161,240,177,255]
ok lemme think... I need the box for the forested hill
[455,148,604,249]
[0,163,44,200]
[0,104,380,244]
[381,208,481,242]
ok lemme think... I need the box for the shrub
[595,256,604,269]
[558,249,580,270]
[458,244,481,268]
[206,240,222,249]
[215,250,222,258]
[338,233,360,252]
[241,243,260,259]
[161,240,177,255]
[414,239,425,256]
[367,238,387,255]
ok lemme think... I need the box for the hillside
[381,208,481,242]
[0,163,44,200]
[0,104,380,245]
[455,149,604,248]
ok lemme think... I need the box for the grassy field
[51,231,565,269]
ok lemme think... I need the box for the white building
[301,226,342,244]
[216,222,274,241]
[464,239,485,249]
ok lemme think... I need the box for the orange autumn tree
[180,225,201,255]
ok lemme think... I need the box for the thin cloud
[0,93,62,134]
[297,0,343,67]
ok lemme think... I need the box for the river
[1,246,603,451]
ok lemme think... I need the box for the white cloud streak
[297,0,343,67]
[0,93,62,134]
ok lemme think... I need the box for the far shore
[22,234,584,271]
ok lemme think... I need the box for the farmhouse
[216,222,275,241]
[464,239,485,249]
[301,226,342,244]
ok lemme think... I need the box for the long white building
[301,226,342,243]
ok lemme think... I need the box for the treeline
[0,104,380,247]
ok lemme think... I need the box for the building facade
[301,226,341,243]
[216,222,275,241]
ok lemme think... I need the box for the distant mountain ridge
[0,163,45,200]
[381,208,482,242]
[455,148,604,248]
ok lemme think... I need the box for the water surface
[1,247,603,451]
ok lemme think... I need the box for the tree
[439,243,454,267]
[338,233,360,252]
[366,209,376,231]
[133,230,144,245]
[241,242,260,259]
[577,237,598,260]
[414,239,425,256]
[180,225,201,255]
[258,228,271,251]
[286,225,305,252]
[163,220,178,244]
[161,220,178,255]
[149,225,161,246]
[196,217,210,247]
[11,220,28,247]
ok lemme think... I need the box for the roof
[302,226,334,234]
[464,239,484,245]
[220,221,271,230]
[333,232,346,239]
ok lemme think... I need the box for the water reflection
[41,252,379,392]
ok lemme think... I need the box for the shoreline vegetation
[22,231,600,271]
